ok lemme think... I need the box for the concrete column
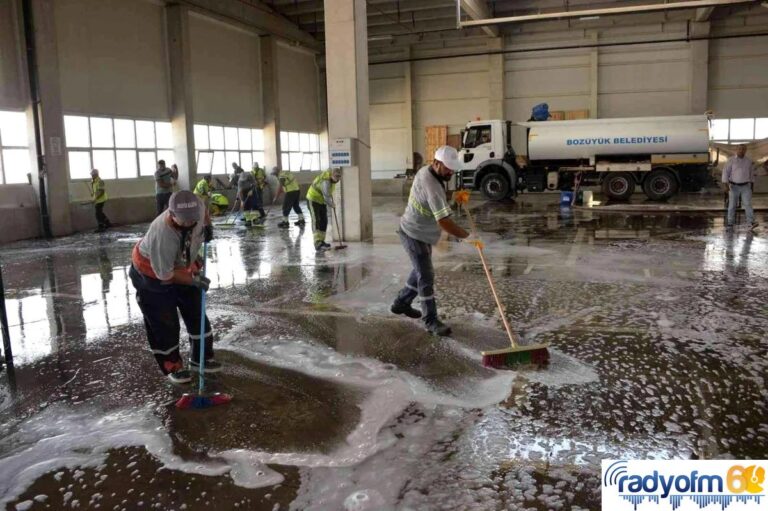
[324,0,373,242]
[588,30,598,118]
[403,46,414,170]
[166,4,195,190]
[260,35,282,171]
[689,21,710,114]
[29,0,72,237]
[487,37,504,118]
[316,56,329,170]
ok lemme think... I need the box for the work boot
[189,359,223,373]
[315,242,330,252]
[391,302,422,319]
[425,319,452,337]
[321,241,332,249]
[295,218,306,226]
[244,220,253,227]
[164,361,192,384]
[94,226,106,234]
[278,220,290,229]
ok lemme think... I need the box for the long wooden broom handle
[463,205,519,349]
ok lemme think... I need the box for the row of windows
[280,131,321,171]
[64,116,174,179]
[710,118,768,144]
[0,111,32,184]
[0,112,326,184]
[194,124,266,175]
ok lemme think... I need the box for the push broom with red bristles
[176,241,232,410]
[454,190,550,369]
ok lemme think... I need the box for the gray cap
[168,190,201,223]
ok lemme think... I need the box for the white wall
[0,0,25,110]
[189,12,262,127]
[369,62,409,178]
[277,43,319,133]
[412,54,490,159]
[709,35,768,117]
[55,0,169,119]
[597,23,691,118]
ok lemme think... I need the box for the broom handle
[198,242,208,394]
[463,205,519,349]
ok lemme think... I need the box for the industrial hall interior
[0,0,767,509]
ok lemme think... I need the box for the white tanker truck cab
[458,115,712,202]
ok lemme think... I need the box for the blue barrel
[560,191,574,205]
[531,103,550,121]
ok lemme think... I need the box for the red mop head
[175,392,232,410]
[481,344,550,369]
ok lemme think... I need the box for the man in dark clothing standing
[154,160,174,216]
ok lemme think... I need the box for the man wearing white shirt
[722,144,757,230]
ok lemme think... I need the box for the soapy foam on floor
[0,405,282,507]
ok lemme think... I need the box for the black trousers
[308,200,328,244]
[129,265,213,375]
[282,190,303,217]
[156,192,172,216]
[94,202,111,228]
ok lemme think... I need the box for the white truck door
[461,124,495,170]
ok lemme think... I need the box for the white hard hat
[434,145,461,171]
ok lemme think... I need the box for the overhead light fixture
[579,15,601,20]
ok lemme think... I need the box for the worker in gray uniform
[129,190,217,384]
[391,146,479,336]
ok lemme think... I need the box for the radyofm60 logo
[602,460,767,510]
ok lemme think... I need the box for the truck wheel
[643,169,679,201]
[479,172,510,201]
[601,172,635,201]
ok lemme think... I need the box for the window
[280,131,321,171]
[0,110,32,184]
[462,125,492,149]
[194,124,264,174]
[64,115,174,180]
[710,117,768,144]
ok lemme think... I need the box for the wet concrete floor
[0,193,766,510]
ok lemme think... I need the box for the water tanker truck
[458,115,712,201]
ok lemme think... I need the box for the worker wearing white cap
[129,190,218,384]
[391,145,474,336]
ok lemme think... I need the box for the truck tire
[642,168,679,201]
[479,171,510,201]
[601,172,635,201]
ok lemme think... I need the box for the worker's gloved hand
[327,200,335,209]
[204,224,213,243]
[191,275,211,292]
[463,236,485,250]
[453,190,470,206]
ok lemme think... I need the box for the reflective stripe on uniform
[151,344,180,355]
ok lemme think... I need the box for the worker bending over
[237,168,261,226]
[129,190,217,384]
[306,168,342,251]
[391,146,476,336]
[193,174,213,204]
[272,166,305,228]
[90,168,112,232]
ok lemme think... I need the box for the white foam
[0,405,282,507]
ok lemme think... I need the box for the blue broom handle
[198,242,208,394]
